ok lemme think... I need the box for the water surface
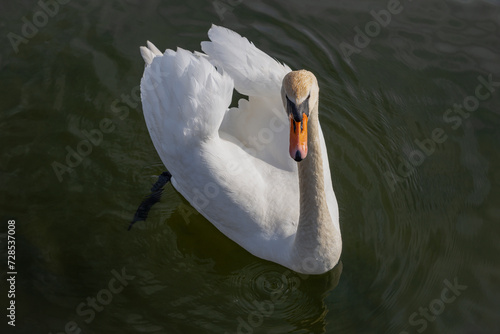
[1,0,500,333]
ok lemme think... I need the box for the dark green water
[1,0,500,333]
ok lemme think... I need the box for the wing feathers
[141,45,234,153]
[201,24,291,97]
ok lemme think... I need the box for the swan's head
[281,70,319,162]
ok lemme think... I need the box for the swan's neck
[292,105,340,274]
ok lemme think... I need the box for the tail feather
[140,42,160,66]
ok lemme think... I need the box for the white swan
[139,25,341,274]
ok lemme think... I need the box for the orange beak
[289,113,308,161]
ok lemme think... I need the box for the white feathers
[201,24,292,97]
[141,46,233,148]
[139,41,163,66]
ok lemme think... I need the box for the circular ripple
[225,261,343,332]
[227,262,296,308]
